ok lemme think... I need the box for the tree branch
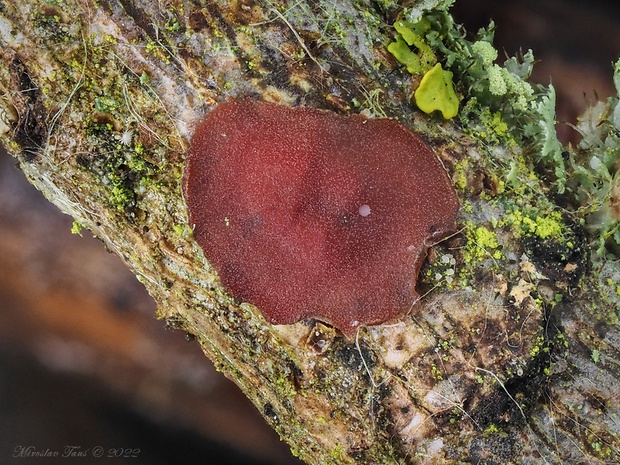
[1,0,619,463]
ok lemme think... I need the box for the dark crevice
[115,0,158,43]
[10,57,46,162]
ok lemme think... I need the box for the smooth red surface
[184,99,459,337]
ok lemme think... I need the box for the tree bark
[1,0,619,464]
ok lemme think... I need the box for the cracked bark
[1,0,619,464]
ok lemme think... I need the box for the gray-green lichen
[387,8,619,262]
[566,60,620,256]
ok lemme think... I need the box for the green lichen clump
[388,8,620,259]
[387,10,566,199]
[388,18,437,75]
[387,12,553,139]
[387,11,559,150]
[503,209,566,241]
[388,16,459,118]
[464,224,502,264]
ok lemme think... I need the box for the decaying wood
[1,0,619,463]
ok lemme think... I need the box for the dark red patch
[184,99,459,337]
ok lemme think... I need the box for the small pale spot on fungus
[184,99,459,337]
[358,204,371,217]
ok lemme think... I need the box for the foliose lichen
[564,59,620,256]
[387,12,551,135]
[414,63,459,119]
[388,8,620,260]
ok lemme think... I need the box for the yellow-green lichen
[173,224,191,237]
[275,374,297,398]
[522,214,564,240]
[464,223,503,265]
[389,19,437,74]
[387,37,423,75]
[484,423,501,434]
[329,445,346,462]
[460,99,517,148]
[502,209,567,241]
[453,159,469,192]
[387,16,460,119]
[70,220,83,235]
[414,63,459,119]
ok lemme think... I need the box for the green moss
[165,17,181,33]
[80,118,162,212]
[33,6,74,43]
[484,423,500,434]
[108,182,134,211]
[471,223,494,249]
[55,29,173,217]
[94,96,119,113]
[529,335,548,358]
[430,362,444,380]
[555,332,568,349]
[144,39,172,64]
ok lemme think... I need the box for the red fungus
[184,99,459,337]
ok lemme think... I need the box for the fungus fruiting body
[184,99,459,337]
